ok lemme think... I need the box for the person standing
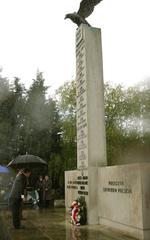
[36,175,43,208]
[9,168,31,229]
[42,175,52,208]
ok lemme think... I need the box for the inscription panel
[103,180,132,194]
[76,28,88,170]
[76,26,83,46]
[67,175,89,196]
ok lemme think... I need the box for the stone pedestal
[65,24,107,224]
[99,163,150,240]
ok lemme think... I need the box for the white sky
[0,0,150,94]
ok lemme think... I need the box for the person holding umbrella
[9,168,31,229]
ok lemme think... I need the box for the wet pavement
[0,207,137,240]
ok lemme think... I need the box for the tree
[0,74,11,163]
[104,83,130,164]
[22,71,59,158]
[104,82,150,165]
[0,76,26,163]
[56,80,150,167]
[56,80,77,170]
[8,78,26,157]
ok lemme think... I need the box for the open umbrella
[0,166,9,173]
[7,154,47,169]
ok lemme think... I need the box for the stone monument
[65,24,150,237]
[65,23,107,224]
[65,2,150,240]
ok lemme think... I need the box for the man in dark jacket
[9,168,31,229]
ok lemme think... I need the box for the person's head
[39,175,43,181]
[45,175,49,181]
[23,168,31,177]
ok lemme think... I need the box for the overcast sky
[0,0,150,94]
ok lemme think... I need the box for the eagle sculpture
[65,0,103,27]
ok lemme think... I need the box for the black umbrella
[7,154,47,169]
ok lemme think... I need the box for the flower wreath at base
[69,196,87,226]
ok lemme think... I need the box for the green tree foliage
[22,71,62,190]
[23,72,60,158]
[0,70,63,195]
[56,80,150,167]
[105,83,150,165]
[0,73,12,163]
[56,80,77,170]
[8,78,26,157]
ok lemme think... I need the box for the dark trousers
[43,199,50,208]
[10,198,22,228]
[38,190,43,208]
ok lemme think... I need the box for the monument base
[65,163,150,239]
[100,218,150,240]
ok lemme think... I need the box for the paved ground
[0,208,137,240]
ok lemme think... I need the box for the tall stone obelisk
[76,24,106,170]
[65,24,107,224]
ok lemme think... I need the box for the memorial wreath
[69,196,87,226]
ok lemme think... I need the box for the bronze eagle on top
[65,0,103,27]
